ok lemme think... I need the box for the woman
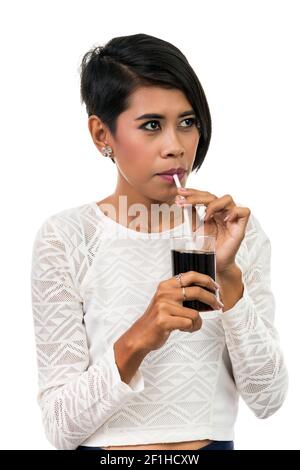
[31,33,288,451]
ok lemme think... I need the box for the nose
[160,129,185,159]
[161,148,184,159]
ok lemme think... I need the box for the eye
[141,120,160,131]
[181,118,197,128]
[140,118,197,132]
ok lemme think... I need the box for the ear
[88,115,112,153]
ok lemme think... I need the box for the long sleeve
[30,215,144,450]
[220,213,288,419]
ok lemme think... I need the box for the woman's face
[93,86,201,206]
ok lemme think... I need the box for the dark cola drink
[171,250,216,312]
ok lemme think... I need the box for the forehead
[125,86,193,115]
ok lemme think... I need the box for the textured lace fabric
[31,201,288,450]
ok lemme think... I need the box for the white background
[0,0,299,450]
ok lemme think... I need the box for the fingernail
[178,187,188,193]
[175,195,186,204]
[176,200,186,206]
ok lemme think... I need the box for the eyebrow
[134,109,196,120]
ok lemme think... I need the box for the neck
[98,193,201,233]
[99,173,199,233]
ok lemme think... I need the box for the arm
[114,334,149,384]
[217,214,288,418]
[216,263,244,312]
[31,216,144,450]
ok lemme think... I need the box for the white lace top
[31,201,288,450]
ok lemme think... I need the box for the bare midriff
[101,439,213,450]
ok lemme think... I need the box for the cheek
[118,135,153,169]
[187,133,200,158]
[121,149,147,173]
[118,130,147,157]
[190,131,200,147]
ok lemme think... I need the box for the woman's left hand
[175,188,251,275]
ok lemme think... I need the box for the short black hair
[80,33,212,173]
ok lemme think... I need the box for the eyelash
[140,118,198,132]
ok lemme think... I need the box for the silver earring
[101,146,113,158]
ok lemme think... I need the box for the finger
[169,303,200,322]
[183,285,223,310]
[204,194,236,221]
[178,315,202,333]
[223,206,251,223]
[166,305,202,332]
[171,271,219,292]
[176,188,217,207]
[166,282,222,311]
[171,316,201,333]
[174,195,187,204]
[177,188,215,198]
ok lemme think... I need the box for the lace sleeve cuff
[105,343,145,395]
[220,281,254,331]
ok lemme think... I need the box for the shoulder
[236,200,267,232]
[31,203,104,289]
[38,202,91,229]
[235,200,271,255]
[32,202,101,250]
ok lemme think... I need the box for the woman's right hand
[128,272,224,353]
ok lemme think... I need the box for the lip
[157,173,186,184]
[156,167,186,176]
